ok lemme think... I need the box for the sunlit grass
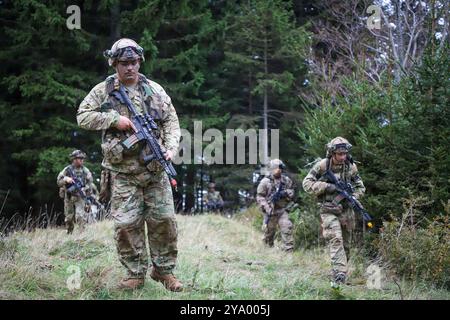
[0,212,448,300]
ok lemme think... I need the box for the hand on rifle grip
[64,177,74,184]
[170,178,178,191]
[116,115,136,132]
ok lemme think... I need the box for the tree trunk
[184,165,196,214]
[262,33,269,165]
[110,1,121,40]
[248,70,253,114]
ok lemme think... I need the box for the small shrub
[235,205,264,230]
[375,214,450,289]
[290,206,323,250]
[0,238,19,261]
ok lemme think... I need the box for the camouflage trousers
[206,200,223,212]
[111,169,178,279]
[263,209,294,252]
[319,203,356,275]
[64,196,89,232]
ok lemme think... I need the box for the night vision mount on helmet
[103,38,145,66]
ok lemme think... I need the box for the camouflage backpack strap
[103,75,119,111]
[139,74,164,141]
[63,164,70,177]
[343,162,349,183]
[65,164,74,178]
[318,158,330,178]
[102,75,124,142]
[138,74,156,115]
[105,75,115,96]
[82,166,90,186]
[139,74,154,95]
[325,158,331,172]
[268,174,282,200]
[343,156,355,183]
[279,174,286,189]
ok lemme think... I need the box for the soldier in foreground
[302,137,366,286]
[57,150,94,234]
[256,159,295,252]
[203,182,224,213]
[77,38,182,291]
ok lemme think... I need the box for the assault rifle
[66,167,102,212]
[264,180,286,226]
[323,169,373,229]
[110,85,177,189]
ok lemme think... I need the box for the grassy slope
[0,214,448,300]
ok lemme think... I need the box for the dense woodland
[0,0,448,228]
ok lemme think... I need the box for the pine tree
[223,0,310,166]
[0,0,114,216]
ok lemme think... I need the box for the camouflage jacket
[302,158,365,203]
[256,174,295,213]
[57,165,93,197]
[77,73,180,174]
[203,191,223,204]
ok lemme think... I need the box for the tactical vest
[206,191,221,202]
[100,74,167,172]
[266,174,291,208]
[65,165,88,187]
[318,158,353,203]
[102,73,163,140]
[61,165,89,199]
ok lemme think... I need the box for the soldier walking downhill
[77,38,182,291]
[57,150,94,234]
[302,137,366,286]
[256,159,295,252]
[203,182,224,213]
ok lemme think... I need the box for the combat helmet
[208,182,216,189]
[103,38,145,67]
[267,159,286,171]
[326,137,352,158]
[70,150,86,160]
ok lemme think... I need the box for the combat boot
[118,277,145,290]
[282,247,294,253]
[331,272,347,288]
[150,268,183,292]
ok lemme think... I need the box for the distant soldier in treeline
[57,150,94,234]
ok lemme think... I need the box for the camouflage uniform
[203,183,224,212]
[256,161,295,251]
[57,163,93,233]
[302,138,365,281]
[77,73,180,279]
